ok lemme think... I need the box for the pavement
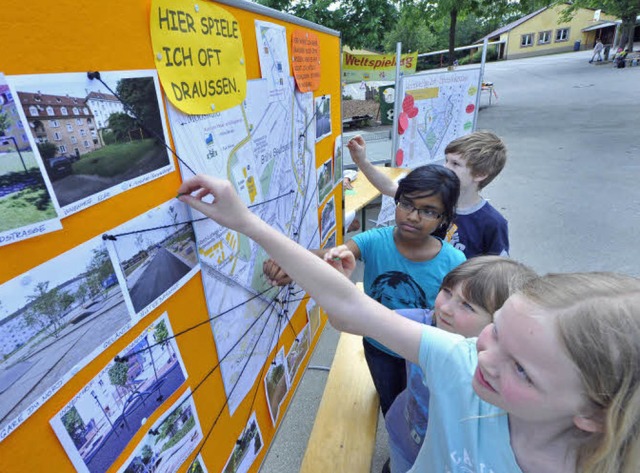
[260,47,640,473]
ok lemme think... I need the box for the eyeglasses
[396,199,443,220]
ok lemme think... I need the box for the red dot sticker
[402,94,415,113]
[398,111,409,135]
[465,104,475,114]
[396,149,404,166]
[407,106,419,118]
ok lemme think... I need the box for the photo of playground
[0,238,129,438]
[117,389,202,473]
[50,314,187,473]
[11,71,172,210]
[286,324,310,384]
[264,348,289,426]
[108,200,199,316]
[222,413,263,473]
[0,79,59,235]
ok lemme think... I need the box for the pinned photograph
[286,324,310,384]
[0,74,61,246]
[316,157,332,205]
[9,70,174,216]
[264,347,289,426]
[314,95,331,142]
[322,230,336,250]
[50,313,188,473]
[116,388,203,473]
[222,412,263,473]
[187,454,208,473]
[0,237,130,441]
[306,298,321,337]
[104,199,199,319]
[333,134,343,185]
[319,196,336,243]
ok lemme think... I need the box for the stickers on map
[0,73,62,247]
[394,68,481,168]
[166,77,320,414]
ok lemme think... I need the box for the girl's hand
[177,175,254,233]
[346,135,367,167]
[324,245,357,279]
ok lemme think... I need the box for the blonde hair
[441,256,536,316]
[519,272,640,473]
[444,131,507,189]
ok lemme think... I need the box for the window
[66,123,73,132]
[72,107,79,115]
[76,118,82,125]
[555,28,569,42]
[83,107,89,114]
[60,106,68,116]
[50,120,60,128]
[521,33,534,47]
[29,106,39,116]
[71,136,77,144]
[538,31,551,44]
[84,140,90,148]
[46,106,54,116]
[80,129,86,137]
[58,145,67,153]
[54,132,62,141]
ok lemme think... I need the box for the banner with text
[342,52,417,83]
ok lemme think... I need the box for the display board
[0,1,342,472]
[394,68,482,168]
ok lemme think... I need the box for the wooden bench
[300,284,379,473]
[342,114,374,129]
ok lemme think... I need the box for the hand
[323,245,357,279]
[343,177,354,190]
[346,135,368,167]
[263,258,292,286]
[177,175,253,233]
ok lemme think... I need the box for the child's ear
[573,413,603,433]
[472,172,488,184]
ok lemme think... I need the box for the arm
[177,175,422,364]
[347,136,398,197]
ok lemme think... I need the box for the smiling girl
[179,175,640,473]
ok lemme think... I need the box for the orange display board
[0,1,342,472]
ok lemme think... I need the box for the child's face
[444,153,484,193]
[394,191,445,241]
[434,283,491,338]
[473,295,589,427]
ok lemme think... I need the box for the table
[344,166,409,230]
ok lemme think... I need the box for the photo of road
[50,314,188,473]
[107,199,199,317]
[315,95,332,142]
[0,238,130,439]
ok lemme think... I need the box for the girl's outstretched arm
[177,175,422,364]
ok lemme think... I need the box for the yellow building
[478,6,618,60]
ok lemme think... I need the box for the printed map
[167,76,319,413]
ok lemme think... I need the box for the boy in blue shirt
[347,131,509,258]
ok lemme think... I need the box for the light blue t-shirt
[409,326,523,473]
[352,226,466,356]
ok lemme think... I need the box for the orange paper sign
[291,30,320,92]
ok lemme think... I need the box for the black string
[87,71,197,176]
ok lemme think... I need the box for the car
[46,155,73,180]
[101,273,118,289]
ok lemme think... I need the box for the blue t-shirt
[446,199,509,258]
[351,226,465,355]
[385,309,433,467]
[408,326,523,473]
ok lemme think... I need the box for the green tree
[560,0,639,52]
[37,142,58,161]
[84,246,114,299]
[107,112,137,142]
[115,77,163,139]
[141,444,153,464]
[62,407,86,449]
[25,281,75,338]
[0,110,9,137]
[108,360,133,394]
[159,408,182,439]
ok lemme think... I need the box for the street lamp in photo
[1,135,28,173]
[91,389,118,437]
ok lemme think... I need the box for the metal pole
[2,136,27,173]
[390,42,402,168]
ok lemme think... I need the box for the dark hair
[394,164,460,239]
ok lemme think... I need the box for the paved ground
[260,48,640,473]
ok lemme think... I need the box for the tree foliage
[0,111,9,137]
[62,407,86,449]
[84,246,114,299]
[108,360,131,391]
[25,281,75,338]
[115,77,163,139]
[37,142,59,161]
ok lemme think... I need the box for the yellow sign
[409,87,439,100]
[150,0,247,114]
[342,52,417,83]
